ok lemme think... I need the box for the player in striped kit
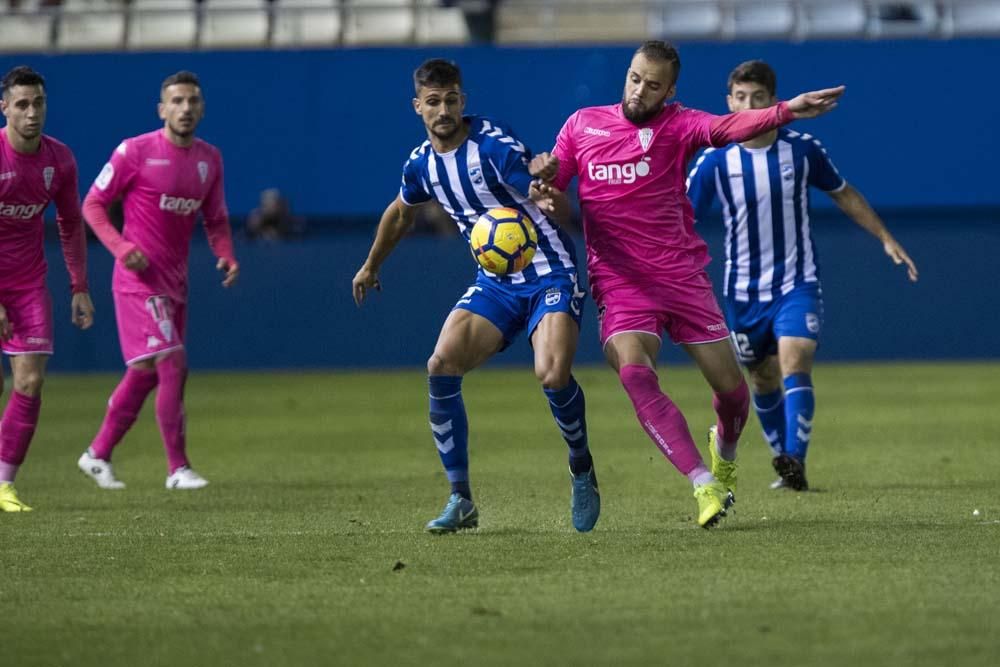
[352,59,599,533]
[687,60,918,490]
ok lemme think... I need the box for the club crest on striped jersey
[638,128,654,152]
[197,161,208,184]
[469,165,483,185]
[43,166,54,191]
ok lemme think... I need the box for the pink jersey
[553,101,789,300]
[0,130,86,293]
[85,129,233,302]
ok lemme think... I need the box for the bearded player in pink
[0,66,94,512]
[532,41,844,527]
[77,71,238,491]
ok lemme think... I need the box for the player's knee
[427,352,462,377]
[13,371,44,396]
[535,363,571,390]
[157,349,187,371]
[749,371,779,395]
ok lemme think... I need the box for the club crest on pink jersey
[43,166,54,190]
[197,161,208,184]
[158,319,174,342]
[638,128,654,152]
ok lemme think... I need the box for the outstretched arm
[828,184,918,282]
[708,86,846,147]
[352,195,420,306]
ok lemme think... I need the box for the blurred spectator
[9,0,63,9]
[878,3,922,22]
[246,188,304,241]
[411,200,457,237]
[442,0,500,44]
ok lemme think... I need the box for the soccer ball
[469,207,538,275]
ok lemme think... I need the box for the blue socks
[753,389,785,457]
[429,374,592,501]
[543,376,592,475]
[783,373,814,461]
[429,376,471,500]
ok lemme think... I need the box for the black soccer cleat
[772,454,809,491]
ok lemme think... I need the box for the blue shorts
[725,282,823,366]
[453,270,586,349]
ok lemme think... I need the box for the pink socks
[619,364,705,476]
[90,367,159,460]
[712,381,750,461]
[155,353,189,474]
[0,392,41,482]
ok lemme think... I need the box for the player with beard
[530,41,844,527]
[352,59,600,534]
[77,71,238,491]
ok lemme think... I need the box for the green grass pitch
[2,362,998,666]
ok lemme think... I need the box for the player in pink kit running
[0,66,94,511]
[532,41,844,527]
[77,71,239,491]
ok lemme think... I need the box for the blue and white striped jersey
[399,115,578,285]
[687,128,846,303]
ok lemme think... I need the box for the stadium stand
[0,2,998,54]
[126,0,198,50]
[200,0,271,48]
[271,0,342,47]
[56,0,127,51]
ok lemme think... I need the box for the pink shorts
[113,291,187,365]
[0,286,53,356]
[596,271,729,347]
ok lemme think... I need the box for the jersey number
[731,332,756,363]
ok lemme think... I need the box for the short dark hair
[161,71,201,92]
[1,66,45,99]
[728,60,777,97]
[413,59,462,95]
[634,40,681,82]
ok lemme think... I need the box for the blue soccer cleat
[570,466,601,532]
[425,493,479,534]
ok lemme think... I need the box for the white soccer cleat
[77,451,126,490]
[165,466,209,490]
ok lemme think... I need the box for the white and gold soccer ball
[469,207,538,275]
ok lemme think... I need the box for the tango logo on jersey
[587,157,652,185]
[159,194,203,215]
[0,201,46,219]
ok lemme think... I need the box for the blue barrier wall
[2,40,998,216]
[40,211,996,371]
[4,43,996,370]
